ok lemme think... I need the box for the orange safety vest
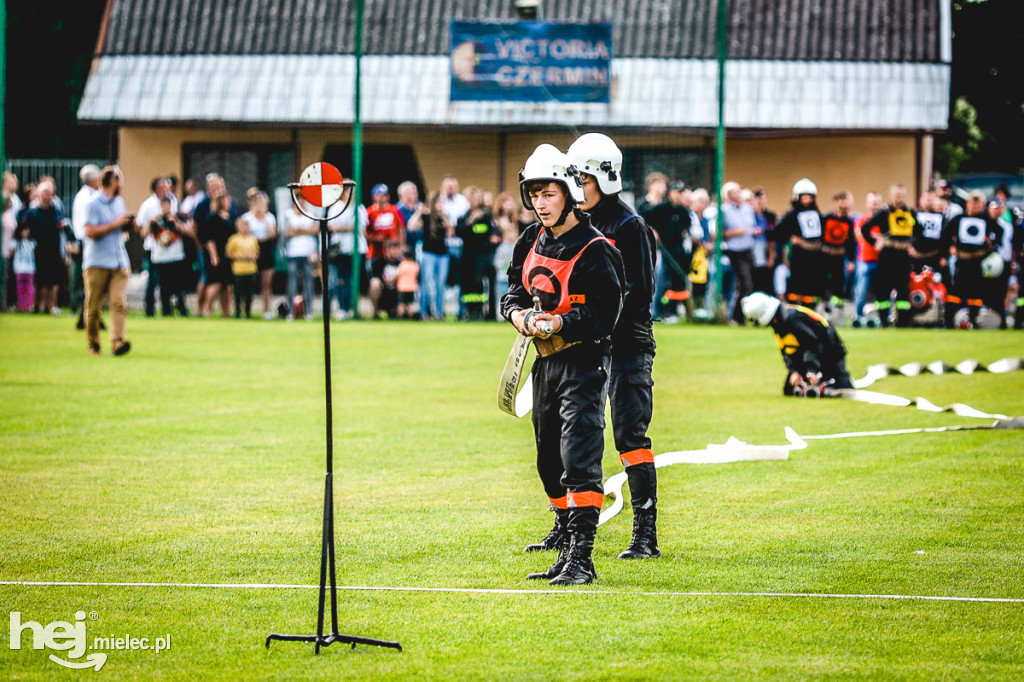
[522,229,610,314]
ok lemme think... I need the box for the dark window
[621,147,712,198]
[183,144,294,216]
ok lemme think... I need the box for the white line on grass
[1,581,1021,604]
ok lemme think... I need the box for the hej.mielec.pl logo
[10,610,172,671]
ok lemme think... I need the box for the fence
[4,158,109,211]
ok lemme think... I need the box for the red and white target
[298,162,344,208]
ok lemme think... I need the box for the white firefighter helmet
[981,252,1004,279]
[741,292,781,326]
[566,133,623,195]
[954,306,1002,329]
[519,144,585,210]
[792,178,818,197]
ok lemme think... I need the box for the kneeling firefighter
[500,144,625,585]
[741,292,853,396]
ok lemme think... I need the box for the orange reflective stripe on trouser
[967,298,983,306]
[566,491,604,509]
[945,294,962,304]
[664,289,691,301]
[548,495,568,510]
[619,448,655,467]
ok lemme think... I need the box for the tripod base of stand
[266,632,403,654]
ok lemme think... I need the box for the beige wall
[725,135,919,214]
[500,132,709,199]
[118,127,291,210]
[118,126,923,216]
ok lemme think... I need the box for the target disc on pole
[298,162,345,208]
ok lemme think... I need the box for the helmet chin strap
[556,202,576,226]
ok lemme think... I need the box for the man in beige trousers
[83,166,133,356]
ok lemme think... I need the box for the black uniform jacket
[940,213,995,258]
[774,201,823,247]
[587,196,656,354]
[770,305,847,377]
[820,213,857,259]
[865,205,918,245]
[501,214,625,346]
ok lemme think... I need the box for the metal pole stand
[266,164,402,655]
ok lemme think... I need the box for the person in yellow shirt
[226,218,260,318]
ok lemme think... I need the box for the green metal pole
[0,0,6,312]
[711,0,727,316]
[349,0,364,318]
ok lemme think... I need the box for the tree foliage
[938,0,1024,176]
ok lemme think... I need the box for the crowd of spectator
[2,165,1021,330]
[637,173,1024,330]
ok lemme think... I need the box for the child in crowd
[12,224,36,312]
[396,248,420,320]
[226,217,260,318]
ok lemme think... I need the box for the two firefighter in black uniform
[501,135,661,585]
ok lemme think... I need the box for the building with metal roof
[78,0,952,213]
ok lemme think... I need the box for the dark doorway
[322,144,425,206]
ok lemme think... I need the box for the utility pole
[0,0,7,311]
[349,0,365,318]
[711,0,728,315]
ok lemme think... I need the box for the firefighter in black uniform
[912,191,948,276]
[820,190,857,307]
[501,144,625,585]
[941,191,997,328]
[774,179,826,305]
[741,292,853,396]
[864,184,917,327]
[567,132,661,559]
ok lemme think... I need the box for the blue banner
[449,21,612,103]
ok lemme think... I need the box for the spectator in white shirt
[71,164,101,328]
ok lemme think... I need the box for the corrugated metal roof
[99,0,944,62]
[77,54,950,130]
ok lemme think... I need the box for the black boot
[618,507,660,559]
[526,535,569,580]
[549,532,597,585]
[524,509,569,552]
[550,508,599,585]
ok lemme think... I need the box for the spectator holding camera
[145,196,189,316]
[407,191,452,320]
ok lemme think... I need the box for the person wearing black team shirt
[774,179,825,305]
[864,184,917,327]
[912,191,948,278]
[741,292,853,396]
[648,180,696,321]
[820,191,857,307]
[501,144,624,585]
[568,132,661,560]
[940,191,997,328]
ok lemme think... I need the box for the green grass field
[1,313,1023,680]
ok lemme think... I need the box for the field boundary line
[1,581,1021,603]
